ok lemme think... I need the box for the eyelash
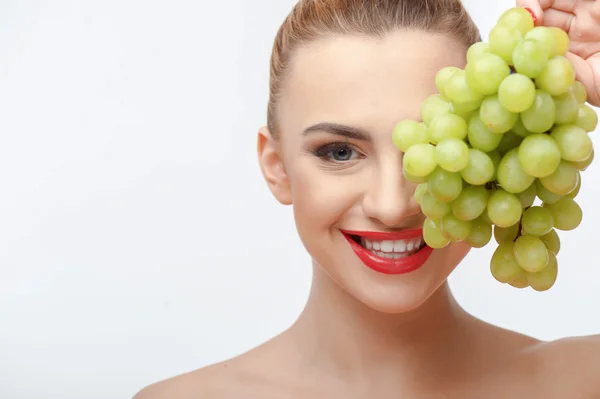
[311,142,363,163]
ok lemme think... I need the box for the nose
[361,156,421,228]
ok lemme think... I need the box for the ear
[257,126,292,205]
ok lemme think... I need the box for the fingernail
[523,7,538,25]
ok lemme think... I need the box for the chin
[348,248,458,314]
[317,241,470,315]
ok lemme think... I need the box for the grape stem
[514,206,530,241]
[485,182,498,191]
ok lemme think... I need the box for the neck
[288,263,476,384]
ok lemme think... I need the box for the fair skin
[135,4,600,399]
[520,0,600,106]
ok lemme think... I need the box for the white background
[0,1,598,398]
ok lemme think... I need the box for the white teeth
[380,240,394,252]
[360,236,424,257]
[393,240,406,252]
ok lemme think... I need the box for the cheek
[442,241,472,272]
[288,159,362,231]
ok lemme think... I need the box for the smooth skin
[518,0,600,106]
[135,5,600,399]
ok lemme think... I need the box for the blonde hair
[266,0,481,136]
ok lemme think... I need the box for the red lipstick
[341,229,433,275]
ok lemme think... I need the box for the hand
[517,0,600,107]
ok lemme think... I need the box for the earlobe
[257,126,293,205]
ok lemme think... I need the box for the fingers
[516,0,544,25]
[565,52,600,107]
[543,9,574,33]
[545,0,576,13]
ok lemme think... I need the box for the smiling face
[258,29,473,314]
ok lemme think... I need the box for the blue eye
[329,145,356,161]
[312,143,361,162]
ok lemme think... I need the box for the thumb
[515,0,544,26]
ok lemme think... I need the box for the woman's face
[259,30,472,314]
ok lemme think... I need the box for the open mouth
[347,234,427,259]
[341,229,434,275]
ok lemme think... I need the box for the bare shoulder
[528,334,600,394]
[132,335,297,399]
[132,360,246,399]
[132,342,290,399]
[536,334,600,371]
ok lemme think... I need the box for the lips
[341,229,434,275]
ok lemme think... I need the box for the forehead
[278,30,467,135]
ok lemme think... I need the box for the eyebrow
[302,122,372,141]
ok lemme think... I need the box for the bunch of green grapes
[393,7,598,292]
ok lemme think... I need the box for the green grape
[451,185,489,221]
[428,168,463,202]
[535,179,562,204]
[549,27,570,57]
[490,242,525,283]
[540,229,561,255]
[508,276,530,288]
[553,91,579,125]
[444,71,484,111]
[536,56,575,96]
[543,198,583,231]
[511,117,533,138]
[420,94,452,126]
[498,73,536,113]
[565,173,581,199]
[494,223,520,244]
[575,105,598,132]
[571,81,587,103]
[488,188,523,228]
[550,124,593,162]
[467,41,491,64]
[517,182,537,208]
[572,149,594,171]
[428,113,468,144]
[420,191,452,220]
[480,95,518,133]
[497,148,535,194]
[423,218,451,249]
[403,168,428,184]
[460,148,495,185]
[521,206,554,236]
[488,150,502,181]
[435,66,461,97]
[467,114,503,152]
[441,213,472,241]
[513,235,549,273]
[512,39,548,78]
[496,131,523,155]
[414,183,429,205]
[524,26,557,59]
[489,25,523,64]
[450,102,477,121]
[393,120,428,152]
[465,54,511,95]
[403,143,437,177]
[434,138,470,172]
[497,7,535,36]
[479,209,493,225]
[517,133,561,178]
[521,90,556,133]
[527,251,558,292]
[466,217,493,248]
[539,161,579,195]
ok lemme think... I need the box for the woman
[136,0,600,397]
